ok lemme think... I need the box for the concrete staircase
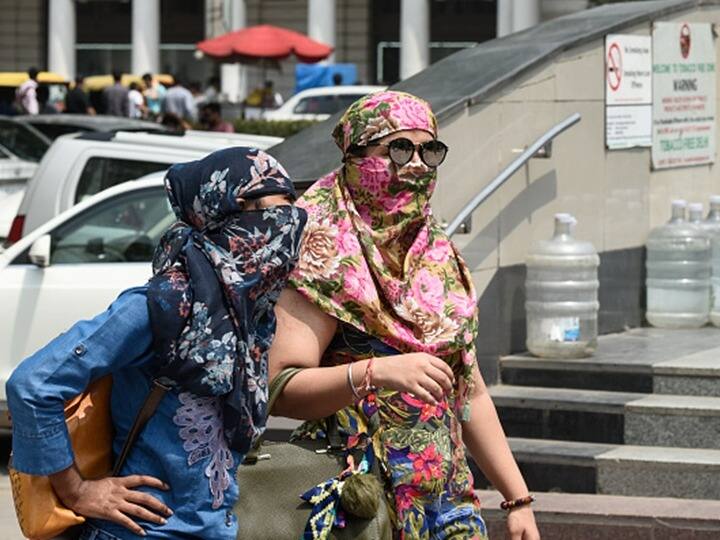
[478,327,720,503]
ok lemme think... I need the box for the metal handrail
[445,112,582,237]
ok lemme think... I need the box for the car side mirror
[28,234,51,268]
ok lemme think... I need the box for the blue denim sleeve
[7,286,154,475]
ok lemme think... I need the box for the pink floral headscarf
[289,91,477,415]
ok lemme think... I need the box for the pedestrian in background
[36,85,57,114]
[199,102,234,133]
[65,75,95,114]
[15,67,39,115]
[128,82,145,119]
[164,75,196,123]
[142,73,166,119]
[103,70,129,117]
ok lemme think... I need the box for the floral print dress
[294,323,487,540]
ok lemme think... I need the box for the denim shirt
[7,287,244,539]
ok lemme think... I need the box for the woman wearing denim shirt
[7,147,307,539]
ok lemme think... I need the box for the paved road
[0,436,25,539]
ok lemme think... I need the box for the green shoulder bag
[234,367,392,540]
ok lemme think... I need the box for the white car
[0,177,170,423]
[8,129,282,243]
[0,174,304,435]
[262,85,385,122]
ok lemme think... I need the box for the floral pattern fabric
[147,147,307,454]
[173,392,234,510]
[293,325,486,540]
[288,91,484,538]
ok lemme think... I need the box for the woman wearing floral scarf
[7,147,307,539]
[270,91,540,539]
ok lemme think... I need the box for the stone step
[478,490,720,539]
[501,327,720,396]
[490,385,720,449]
[472,438,720,500]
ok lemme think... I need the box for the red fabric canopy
[197,24,333,63]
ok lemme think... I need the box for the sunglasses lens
[421,140,448,167]
[388,138,414,166]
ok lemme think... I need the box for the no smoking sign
[607,42,622,91]
[604,34,651,106]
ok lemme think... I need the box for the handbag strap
[245,367,343,463]
[111,379,170,476]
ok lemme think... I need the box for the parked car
[262,85,385,121]
[15,114,166,140]
[7,129,283,243]
[0,177,169,424]
[0,116,51,162]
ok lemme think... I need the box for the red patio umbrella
[196,24,333,63]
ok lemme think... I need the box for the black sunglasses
[361,137,449,168]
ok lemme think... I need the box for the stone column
[132,0,160,75]
[496,0,513,38]
[221,0,247,102]
[48,0,76,79]
[400,0,430,80]
[512,0,540,33]
[308,0,335,63]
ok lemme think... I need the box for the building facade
[0,0,589,102]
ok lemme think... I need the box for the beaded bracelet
[500,495,535,511]
[346,362,363,401]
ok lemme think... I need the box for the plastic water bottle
[525,213,599,358]
[646,200,711,328]
[702,196,720,326]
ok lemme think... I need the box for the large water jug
[701,196,720,326]
[646,200,711,328]
[525,213,599,358]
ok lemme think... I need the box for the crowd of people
[12,67,241,134]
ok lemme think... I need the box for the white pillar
[132,0,160,75]
[512,0,541,33]
[400,0,430,80]
[221,0,247,103]
[308,0,336,63]
[497,0,513,38]
[48,0,76,79]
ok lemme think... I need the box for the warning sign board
[652,22,716,169]
[605,34,652,105]
[605,34,652,149]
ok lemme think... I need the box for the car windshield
[0,119,50,162]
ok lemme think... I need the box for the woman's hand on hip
[63,475,173,536]
[506,506,541,540]
[372,352,455,404]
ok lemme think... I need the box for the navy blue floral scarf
[147,147,307,454]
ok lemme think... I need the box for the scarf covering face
[288,91,478,413]
[147,147,307,454]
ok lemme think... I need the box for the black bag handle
[111,379,170,476]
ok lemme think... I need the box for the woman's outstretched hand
[372,352,455,404]
[506,506,541,540]
[51,465,173,536]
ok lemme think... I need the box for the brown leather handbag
[9,376,168,540]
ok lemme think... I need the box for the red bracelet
[500,495,535,511]
[361,358,378,393]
